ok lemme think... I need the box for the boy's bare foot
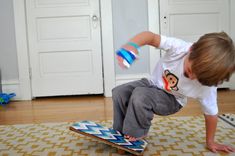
[124,134,147,142]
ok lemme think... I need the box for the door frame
[147,0,161,72]
[13,0,115,100]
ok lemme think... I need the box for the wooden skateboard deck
[69,121,148,155]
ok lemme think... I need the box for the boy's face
[184,54,196,80]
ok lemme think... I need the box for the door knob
[92,15,99,22]
[92,15,99,28]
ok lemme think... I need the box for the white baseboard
[1,79,21,100]
[115,73,150,86]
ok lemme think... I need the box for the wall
[229,0,235,89]
[112,0,150,78]
[231,0,235,41]
[0,0,19,82]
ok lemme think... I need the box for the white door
[26,0,103,97]
[159,0,230,88]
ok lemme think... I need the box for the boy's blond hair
[189,32,235,86]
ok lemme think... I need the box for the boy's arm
[128,31,161,47]
[117,31,160,68]
[122,31,161,55]
[204,114,235,153]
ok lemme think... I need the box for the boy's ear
[189,45,193,52]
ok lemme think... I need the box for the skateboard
[69,120,148,155]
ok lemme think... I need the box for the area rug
[0,114,234,156]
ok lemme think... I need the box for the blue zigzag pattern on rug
[72,120,147,152]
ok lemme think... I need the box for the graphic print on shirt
[162,69,179,92]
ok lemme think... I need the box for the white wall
[0,0,21,97]
[229,0,235,89]
[112,0,150,76]
[0,0,19,81]
[230,0,235,41]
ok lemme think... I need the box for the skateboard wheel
[117,149,126,155]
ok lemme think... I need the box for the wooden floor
[0,89,234,125]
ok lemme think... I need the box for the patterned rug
[0,114,234,156]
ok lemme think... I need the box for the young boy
[112,31,235,153]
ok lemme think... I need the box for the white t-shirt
[149,35,218,115]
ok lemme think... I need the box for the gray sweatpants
[112,78,182,138]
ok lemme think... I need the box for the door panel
[39,51,93,75]
[37,16,91,40]
[160,0,229,40]
[34,0,89,7]
[169,13,219,41]
[26,0,103,97]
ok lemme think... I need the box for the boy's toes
[129,137,137,142]
[124,135,130,139]
[124,135,139,141]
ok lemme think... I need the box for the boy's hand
[207,142,235,153]
[116,54,126,68]
[116,44,139,69]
